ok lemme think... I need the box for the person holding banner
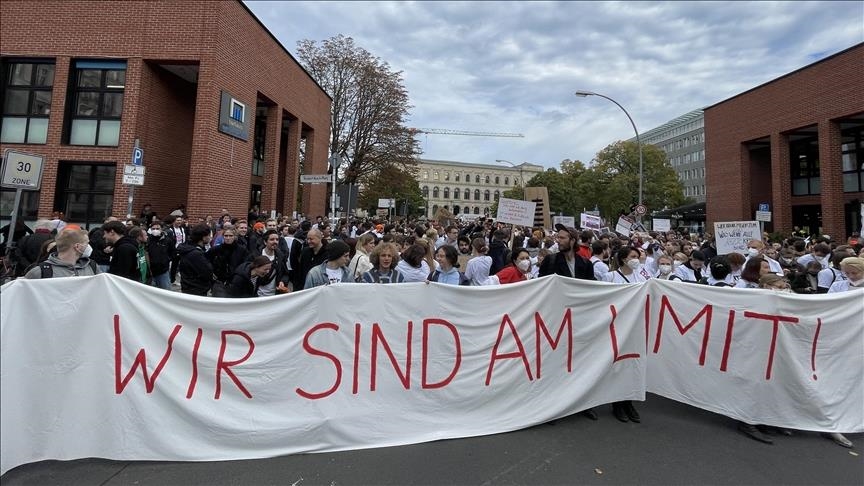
[538,226,595,281]
[735,257,770,289]
[604,247,652,284]
[428,245,470,285]
[465,238,497,286]
[361,242,405,284]
[672,250,706,283]
[654,254,677,280]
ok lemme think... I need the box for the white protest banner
[714,221,760,255]
[653,218,671,232]
[1,275,862,474]
[496,197,536,226]
[552,215,575,228]
[580,213,602,230]
[616,215,636,237]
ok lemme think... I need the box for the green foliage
[357,163,425,217]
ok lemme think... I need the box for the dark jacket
[206,241,251,283]
[226,261,260,298]
[538,251,596,280]
[16,229,53,274]
[177,243,213,296]
[278,236,302,275]
[294,245,327,291]
[488,239,509,275]
[256,248,291,290]
[108,236,142,281]
[147,233,175,275]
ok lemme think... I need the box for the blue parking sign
[758,203,769,212]
[132,147,144,166]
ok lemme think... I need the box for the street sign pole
[127,139,140,219]
[329,155,341,225]
[5,188,23,255]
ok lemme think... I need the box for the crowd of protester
[2,205,862,448]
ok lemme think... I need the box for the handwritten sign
[496,198,537,226]
[714,221,760,255]
[653,218,671,232]
[616,215,636,237]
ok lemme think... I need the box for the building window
[495,176,500,185]
[433,171,439,180]
[475,175,480,184]
[505,176,509,185]
[444,172,450,181]
[432,204,438,215]
[473,206,480,215]
[842,126,863,193]
[433,186,439,198]
[790,137,820,196]
[423,171,429,180]
[485,175,490,184]
[0,188,40,220]
[455,173,460,182]
[54,162,116,228]
[67,60,126,146]
[484,190,490,201]
[422,186,428,197]
[1,60,54,144]
[494,190,500,199]
[474,189,480,200]
[443,187,449,199]
[453,187,459,199]
[252,109,266,177]
[464,188,470,199]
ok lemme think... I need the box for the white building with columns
[416,158,544,219]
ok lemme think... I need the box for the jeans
[151,271,171,290]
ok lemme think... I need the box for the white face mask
[149,229,162,237]
[517,259,531,272]
[626,258,641,270]
[80,244,93,259]
[658,264,673,274]
[747,248,760,258]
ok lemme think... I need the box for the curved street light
[495,159,525,200]
[575,90,644,221]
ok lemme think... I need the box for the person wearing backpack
[24,228,99,279]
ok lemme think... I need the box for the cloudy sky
[246,1,863,170]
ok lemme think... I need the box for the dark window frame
[53,162,116,229]
[1,58,55,144]
[790,136,820,196]
[65,60,126,147]
[841,126,863,193]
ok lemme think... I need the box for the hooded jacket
[24,254,100,279]
[177,243,213,296]
[108,236,141,281]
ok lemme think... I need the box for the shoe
[757,425,792,436]
[738,422,773,444]
[612,403,629,423]
[624,401,641,423]
[580,408,598,421]
[822,432,854,448]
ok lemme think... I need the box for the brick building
[0,0,331,228]
[705,43,864,240]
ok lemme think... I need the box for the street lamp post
[574,90,643,221]
[495,159,524,200]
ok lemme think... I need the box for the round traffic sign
[635,204,648,216]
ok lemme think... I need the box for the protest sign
[496,198,537,226]
[714,221,760,255]
[1,275,861,474]
[616,215,636,237]
[580,213,602,230]
[653,218,671,232]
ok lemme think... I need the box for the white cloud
[246,0,864,169]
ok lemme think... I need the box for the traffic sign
[132,147,144,166]
[755,211,772,222]
[300,174,330,183]
[124,164,146,175]
[2,149,45,191]
[634,204,648,216]
[758,203,769,212]
[122,174,145,186]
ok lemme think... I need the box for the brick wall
[0,0,331,223]
[704,43,864,239]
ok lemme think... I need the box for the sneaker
[738,422,773,444]
[580,408,598,421]
[612,402,629,423]
[822,432,853,448]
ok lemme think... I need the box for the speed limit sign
[635,204,648,216]
[2,149,45,191]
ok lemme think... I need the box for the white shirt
[817,267,845,290]
[465,255,493,286]
[257,249,277,296]
[604,268,649,284]
[325,266,344,284]
[395,259,430,283]
[797,253,829,270]
[590,256,609,281]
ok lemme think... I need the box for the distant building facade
[416,159,544,219]
[635,109,706,203]
[704,43,863,239]
[0,0,331,228]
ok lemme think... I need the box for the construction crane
[410,128,524,138]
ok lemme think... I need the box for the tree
[357,163,425,218]
[588,141,685,218]
[295,35,420,186]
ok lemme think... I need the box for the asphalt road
[2,394,861,486]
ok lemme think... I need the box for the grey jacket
[304,262,351,289]
[24,254,100,279]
